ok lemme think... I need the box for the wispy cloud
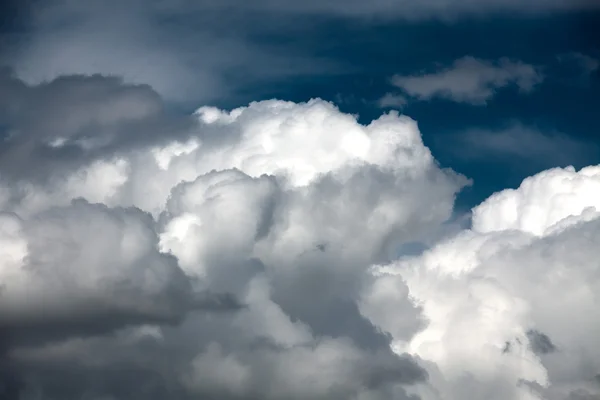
[440,123,597,166]
[390,57,543,105]
[376,93,408,109]
[125,0,598,20]
[2,1,595,106]
[557,52,599,77]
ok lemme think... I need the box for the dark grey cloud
[4,310,428,400]
[0,69,196,180]
[0,199,242,350]
[567,390,600,400]
[526,329,557,355]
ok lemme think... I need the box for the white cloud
[390,57,544,105]
[0,74,467,399]
[472,165,600,236]
[362,165,600,400]
[2,71,600,400]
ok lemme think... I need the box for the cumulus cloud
[362,165,600,400]
[389,57,544,105]
[2,70,600,399]
[0,200,191,344]
[0,72,470,399]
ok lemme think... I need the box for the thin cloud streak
[390,57,544,105]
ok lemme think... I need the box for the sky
[0,1,600,399]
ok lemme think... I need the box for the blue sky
[231,12,600,210]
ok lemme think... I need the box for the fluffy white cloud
[390,57,543,105]
[0,74,467,399]
[472,165,600,235]
[2,71,600,400]
[362,165,600,400]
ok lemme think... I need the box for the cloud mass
[0,72,465,399]
[1,0,600,394]
[0,68,599,400]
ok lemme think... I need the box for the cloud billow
[1,71,600,400]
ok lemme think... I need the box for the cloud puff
[390,57,544,105]
[362,165,600,400]
[472,165,600,236]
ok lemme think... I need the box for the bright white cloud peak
[366,165,600,400]
[1,73,600,400]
